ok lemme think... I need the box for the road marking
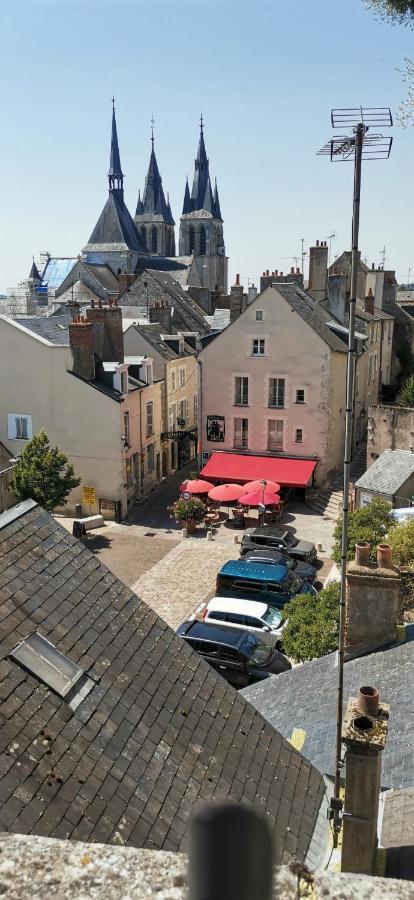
[289,728,306,751]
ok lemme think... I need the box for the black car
[241,549,317,584]
[240,527,317,563]
[176,620,291,688]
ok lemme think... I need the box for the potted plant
[168,496,206,533]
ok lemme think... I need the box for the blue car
[216,559,316,609]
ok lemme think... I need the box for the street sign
[82,486,96,505]
[182,491,191,500]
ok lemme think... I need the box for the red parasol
[179,479,213,495]
[208,484,245,502]
[243,479,281,494]
[239,490,281,507]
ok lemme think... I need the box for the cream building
[124,319,198,476]
[198,283,348,488]
[0,307,162,519]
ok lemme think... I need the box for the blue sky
[0,0,413,293]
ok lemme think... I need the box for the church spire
[182,177,191,214]
[137,122,175,226]
[213,177,222,220]
[108,98,124,193]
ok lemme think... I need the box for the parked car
[202,597,285,647]
[176,619,291,687]
[216,559,316,608]
[241,549,317,584]
[240,527,317,562]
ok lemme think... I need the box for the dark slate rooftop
[85,192,146,253]
[136,256,194,287]
[0,501,326,862]
[125,323,194,361]
[355,449,414,495]
[273,284,347,353]
[120,270,209,335]
[242,640,414,790]
[13,315,72,346]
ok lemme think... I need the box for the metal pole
[333,122,365,837]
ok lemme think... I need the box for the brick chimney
[364,287,375,316]
[308,239,328,302]
[69,318,95,380]
[341,687,389,874]
[345,543,400,661]
[86,302,106,360]
[148,301,173,333]
[103,303,124,363]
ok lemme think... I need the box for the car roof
[219,559,289,582]
[207,597,268,617]
[250,527,289,539]
[181,619,250,648]
[244,550,284,560]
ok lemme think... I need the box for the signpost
[182,491,191,500]
[82,486,96,516]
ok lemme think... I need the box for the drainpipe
[197,357,203,474]
[377,319,384,404]
[341,686,389,874]
[139,389,144,494]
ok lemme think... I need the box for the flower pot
[355,541,370,566]
[377,543,392,569]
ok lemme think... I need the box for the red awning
[199,453,317,488]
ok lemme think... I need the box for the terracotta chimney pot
[355,542,370,567]
[357,686,380,718]
[377,544,393,569]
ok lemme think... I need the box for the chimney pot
[377,543,393,569]
[235,273,240,286]
[290,266,294,274]
[296,267,300,274]
[275,270,278,276]
[266,269,269,276]
[357,686,380,718]
[355,541,370,566]
[316,240,319,247]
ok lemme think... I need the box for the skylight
[10,632,93,706]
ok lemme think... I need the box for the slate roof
[270,284,347,353]
[183,124,222,220]
[204,309,231,331]
[119,270,209,335]
[85,192,146,254]
[137,257,194,287]
[13,315,72,346]
[0,501,326,862]
[55,261,119,303]
[29,261,41,281]
[126,323,191,361]
[136,146,175,226]
[355,449,414,496]
[243,639,414,790]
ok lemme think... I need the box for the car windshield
[240,633,273,666]
[287,573,302,592]
[262,607,283,627]
[281,531,298,547]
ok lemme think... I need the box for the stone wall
[367,404,414,466]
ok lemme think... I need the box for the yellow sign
[82,486,96,505]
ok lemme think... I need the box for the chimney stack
[341,687,389,875]
[308,239,328,302]
[364,287,375,316]
[345,543,400,661]
[103,304,124,363]
[69,318,95,381]
[148,301,173,334]
[327,272,347,324]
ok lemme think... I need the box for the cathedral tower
[179,117,227,293]
[134,124,176,257]
[82,100,146,275]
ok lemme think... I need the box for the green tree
[388,518,414,565]
[332,497,393,563]
[363,0,414,25]
[281,582,340,663]
[11,430,80,512]
[396,374,414,407]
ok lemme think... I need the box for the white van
[203,597,285,647]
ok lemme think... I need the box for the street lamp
[318,106,393,842]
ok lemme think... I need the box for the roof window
[10,632,95,710]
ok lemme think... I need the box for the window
[140,226,147,246]
[295,389,305,404]
[168,403,176,429]
[234,418,248,449]
[189,226,195,254]
[255,310,263,321]
[295,428,303,443]
[147,443,155,472]
[268,420,284,451]
[10,632,94,710]
[151,226,158,253]
[146,401,154,437]
[121,371,128,394]
[185,398,190,424]
[252,338,265,356]
[268,378,285,408]
[170,369,176,392]
[179,367,186,388]
[123,412,130,446]
[7,414,32,441]
[234,376,249,406]
[199,225,207,255]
